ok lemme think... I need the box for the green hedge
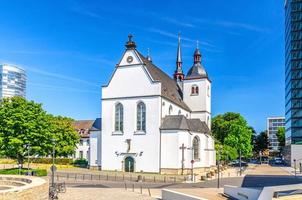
[73,159,88,167]
[0,168,47,176]
[30,157,73,165]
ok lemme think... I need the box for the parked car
[274,157,284,165]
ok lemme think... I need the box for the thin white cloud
[161,17,196,28]
[216,20,269,33]
[145,28,218,50]
[26,67,100,87]
[28,83,99,94]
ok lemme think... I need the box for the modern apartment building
[0,64,26,98]
[284,0,302,166]
[267,117,285,152]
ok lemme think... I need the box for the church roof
[160,115,210,134]
[73,118,102,138]
[136,52,191,111]
[186,62,208,80]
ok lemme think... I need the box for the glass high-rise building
[0,64,26,99]
[285,0,302,145]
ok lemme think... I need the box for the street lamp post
[294,159,297,177]
[217,147,221,188]
[51,139,56,188]
[239,149,242,176]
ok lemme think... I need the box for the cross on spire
[125,34,137,49]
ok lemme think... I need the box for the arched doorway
[124,156,134,172]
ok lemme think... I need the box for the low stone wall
[0,175,48,200]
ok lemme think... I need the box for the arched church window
[115,103,123,132]
[169,105,173,115]
[193,136,200,160]
[137,102,146,131]
[191,85,199,95]
[178,110,181,115]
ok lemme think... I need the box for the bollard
[124,182,127,190]
[132,183,134,192]
[67,173,69,180]
[148,188,151,196]
[123,174,125,181]
[140,184,142,194]
[91,174,93,180]
[106,174,109,180]
[153,176,155,182]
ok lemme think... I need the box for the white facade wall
[161,130,215,170]
[89,130,101,167]
[161,98,190,118]
[102,58,162,172]
[183,79,211,127]
[75,138,90,160]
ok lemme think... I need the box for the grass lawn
[0,168,47,176]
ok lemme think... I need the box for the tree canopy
[253,131,269,154]
[0,97,79,165]
[212,112,253,158]
[276,127,285,150]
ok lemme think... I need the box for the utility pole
[51,139,56,188]
[179,143,187,175]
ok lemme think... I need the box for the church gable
[118,49,143,67]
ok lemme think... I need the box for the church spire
[146,48,152,62]
[174,33,184,82]
[194,40,202,64]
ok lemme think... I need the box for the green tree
[276,127,285,150]
[212,112,253,158]
[0,97,79,166]
[254,131,268,153]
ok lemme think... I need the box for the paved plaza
[54,164,302,200]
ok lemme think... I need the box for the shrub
[73,159,88,167]
[0,168,47,176]
[30,157,73,165]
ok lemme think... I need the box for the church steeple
[174,33,184,82]
[194,40,202,64]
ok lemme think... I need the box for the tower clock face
[127,56,133,63]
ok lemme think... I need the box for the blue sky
[0,0,284,132]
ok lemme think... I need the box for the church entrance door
[124,156,134,172]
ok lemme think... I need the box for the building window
[191,85,199,95]
[79,139,83,146]
[115,103,124,132]
[169,105,173,115]
[193,136,200,160]
[137,102,146,131]
[87,139,89,146]
[79,151,83,159]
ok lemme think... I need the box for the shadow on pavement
[241,175,302,188]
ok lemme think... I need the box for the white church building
[100,35,216,175]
